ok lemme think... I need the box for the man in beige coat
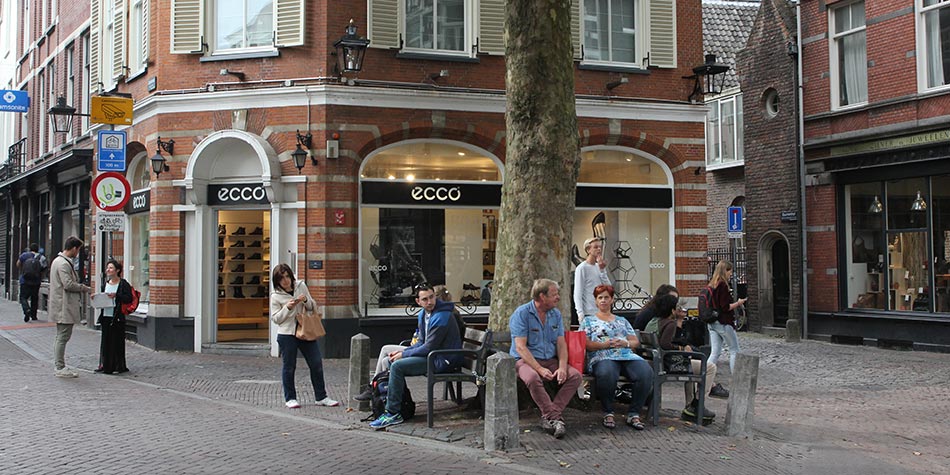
[49,236,91,378]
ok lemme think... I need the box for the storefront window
[886,178,930,312]
[846,182,885,309]
[126,156,150,303]
[931,174,950,312]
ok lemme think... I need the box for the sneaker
[55,368,79,378]
[315,397,340,407]
[285,399,301,409]
[24,314,30,322]
[681,398,716,421]
[369,412,404,430]
[552,419,567,439]
[353,386,373,402]
[709,383,730,399]
[540,417,555,434]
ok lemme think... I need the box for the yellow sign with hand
[91,96,134,125]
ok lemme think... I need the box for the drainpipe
[794,0,809,338]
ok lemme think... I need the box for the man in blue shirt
[17,243,42,322]
[510,278,582,439]
[370,284,462,430]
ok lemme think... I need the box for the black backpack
[697,286,721,324]
[363,370,415,421]
[22,254,44,282]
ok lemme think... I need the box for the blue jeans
[591,359,654,415]
[385,356,427,415]
[277,334,328,402]
[708,322,740,372]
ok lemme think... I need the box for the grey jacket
[48,253,90,324]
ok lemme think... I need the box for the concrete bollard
[785,319,801,343]
[484,352,519,452]
[725,352,759,438]
[348,333,371,411]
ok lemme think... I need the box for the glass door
[216,210,271,342]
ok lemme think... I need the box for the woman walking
[95,259,132,374]
[270,264,339,409]
[706,260,747,398]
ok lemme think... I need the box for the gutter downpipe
[795,0,809,339]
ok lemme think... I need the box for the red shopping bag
[565,330,587,373]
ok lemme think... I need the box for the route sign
[728,206,744,238]
[96,211,126,232]
[97,130,127,171]
[0,90,29,112]
[91,172,131,211]
[91,96,134,125]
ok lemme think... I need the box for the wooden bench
[424,327,494,427]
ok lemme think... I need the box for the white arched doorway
[178,130,299,355]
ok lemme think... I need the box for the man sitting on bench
[369,284,462,429]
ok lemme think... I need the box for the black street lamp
[686,54,730,103]
[334,19,370,75]
[151,137,174,177]
[47,96,90,134]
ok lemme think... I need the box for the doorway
[771,239,790,327]
[216,210,271,342]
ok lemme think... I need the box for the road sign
[90,96,134,125]
[96,211,126,232]
[97,130,127,172]
[728,206,744,238]
[91,172,131,211]
[0,90,30,112]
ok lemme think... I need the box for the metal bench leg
[652,380,662,427]
[427,378,435,428]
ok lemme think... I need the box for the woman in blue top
[581,284,654,429]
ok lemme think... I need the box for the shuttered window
[648,0,676,68]
[170,0,304,54]
[129,0,149,76]
[582,0,640,64]
[369,0,475,57]
[90,0,100,94]
[478,0,504,55]
[369,0,400,49]
[112,0,126,80]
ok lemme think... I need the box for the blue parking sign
[97,130,127,172]
[0,90,30,112]
[728,206,744,233]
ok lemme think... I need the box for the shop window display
[846,182,885,310]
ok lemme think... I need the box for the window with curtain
[832,1,867,107]
[404,0,467,52]
[922,0,950,89]
[583,0,639,64]
[214,0,274,51]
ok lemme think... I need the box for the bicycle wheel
[734,305,747,331]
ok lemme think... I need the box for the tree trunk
[489,0,579,332]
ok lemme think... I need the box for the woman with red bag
[579,285,654,430]
[94,260,132,374]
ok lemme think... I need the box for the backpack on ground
[22,254,44,281]
[362,370,415,421]
[121,286,141,314]
[697,286,721,324]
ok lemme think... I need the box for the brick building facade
[3,1,714,356]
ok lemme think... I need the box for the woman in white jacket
[270,263,339,409]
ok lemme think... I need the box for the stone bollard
[484,352,519,452]
[725,352,759,438]
[348,333,371,412]
[785,319,801,343]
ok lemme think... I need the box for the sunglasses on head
[413,283,430,291]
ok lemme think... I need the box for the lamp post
[333,19,370,75]
[47,96,90,134]
[151,137,174,177]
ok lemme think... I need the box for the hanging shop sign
[91,172,132,211]
[208,183,269,206]
[125,189,150,214]
[0,90,30,112]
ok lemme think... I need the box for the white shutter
[171,0,204,54]
[368,0,398,49]
[649,0,676,68]
[275,0,304,47]
[479,0,505,55]
[112,0,126,79]
[142,0,150,67]
[571,0,581,59]
[90,0,100,94]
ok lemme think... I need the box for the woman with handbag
[95,259,132,374]
[580,285,653,430]
[270,263,339,409]
[707,260,747,398]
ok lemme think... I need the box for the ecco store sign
[125,189,150,214]
[411,186,462,202]
[208,184,269,206]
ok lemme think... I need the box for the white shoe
[285,399,301,408]
[55,368,78,378]
[315,397,340,407]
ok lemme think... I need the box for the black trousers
[98,315,128,373]
[19,283,39,319]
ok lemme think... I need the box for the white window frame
[829,1,868,110]
[210,0,277,55]
[102,0,116,91]
[580,0,646,66]
[82,34,91,134]
[47,61,56,151]
[129,0,146,76]
[400,0,475,57]
[916,0,950,92]
[705,92,744,170]
[66,45,75,141]
[38,70,46,154]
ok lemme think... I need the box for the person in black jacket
[632,284,678,331]
[95,259,133,374]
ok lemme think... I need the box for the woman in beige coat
[48,236,91,378]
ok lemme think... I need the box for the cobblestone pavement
[1,299,948,474]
